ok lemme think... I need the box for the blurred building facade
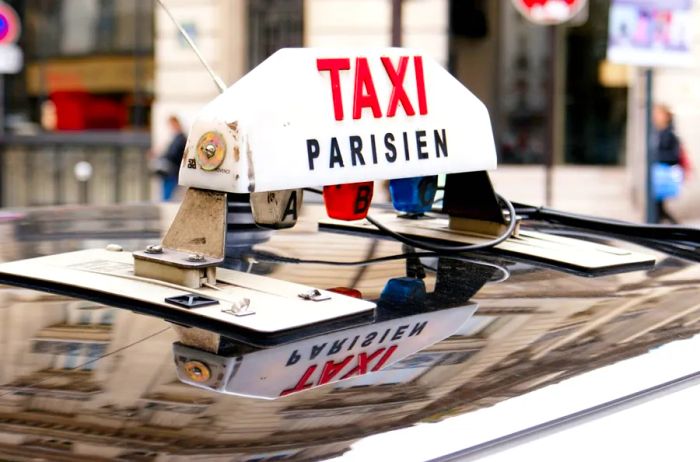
[0,0,153,208]
[154,0,700,222]
[1,0,699,222]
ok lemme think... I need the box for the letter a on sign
[250,189,303,229]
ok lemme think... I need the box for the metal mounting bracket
[442,170,518,237]
[133,188,227,288]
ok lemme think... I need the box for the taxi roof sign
[180,48,497,193]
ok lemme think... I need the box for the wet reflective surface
[0,203,699,461]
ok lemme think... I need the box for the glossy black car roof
[0,203,698,461]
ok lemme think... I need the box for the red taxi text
[317,56,428,121]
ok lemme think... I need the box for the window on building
[32,340,108,370]
[62,342,83,369]
[564,1,628,165]
[78,310,91,325]
[248,0,303,69]
[82,342,108,370]
[100,308,116,325]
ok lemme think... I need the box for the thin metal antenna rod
[154,0,227,94]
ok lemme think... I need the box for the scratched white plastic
[179,47,497,193]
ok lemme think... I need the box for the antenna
[154,0,227,94]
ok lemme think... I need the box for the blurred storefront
[0,0,153,207]
[2,0,697,220]
[450,0,643,220]
[448,0,700,222]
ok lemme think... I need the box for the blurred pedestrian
[153,115,186,201]
[651,104,683,224]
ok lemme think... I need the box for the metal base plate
[319,210,656,274]
[0,249,376,347]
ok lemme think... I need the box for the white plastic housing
[180,48,497,193]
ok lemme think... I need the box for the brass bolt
[183,360,210,383]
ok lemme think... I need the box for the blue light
[389,176,438,214]
[380,277,426,305]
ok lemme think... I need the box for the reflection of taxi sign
[173,304,478,399]
[511,0,587,25]
[180,48,497,194]
[0,2,20,44]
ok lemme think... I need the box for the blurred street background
[0,0,698,223]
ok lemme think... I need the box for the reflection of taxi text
[280,320,428,396]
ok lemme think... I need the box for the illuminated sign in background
[607,0,695,67]
[0,1,22,74]
[511,0,589,25]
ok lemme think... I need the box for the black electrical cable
[256,250,471,266]
[253,250,433,266]
[365,194,516,253]
[252,251,511,283]
[304,188,518,254]
[304,187,323,195]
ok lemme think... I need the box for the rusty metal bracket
[134,188,227,288]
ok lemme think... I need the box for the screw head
[145,244,163,254]
[187,253,205,262]
[183,360,210,383]
[195,131,226,171]
[298,289,330,301]
[205,143,217,158]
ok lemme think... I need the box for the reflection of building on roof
[0,241,699,460]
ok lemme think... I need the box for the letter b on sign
[323,182,374,221]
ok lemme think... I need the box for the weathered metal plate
[0,249,376,346]
[319,210,656,274]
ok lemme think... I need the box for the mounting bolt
[145,244,163,254]
[183,360,211,383]
[298,289,331,302]
[222,298,254,317]
[205,143,217,158]
[187,253,205,262]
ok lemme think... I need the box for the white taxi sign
[180,48,497,193]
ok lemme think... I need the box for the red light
[323,181,374,221]
[327,287,363,299]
